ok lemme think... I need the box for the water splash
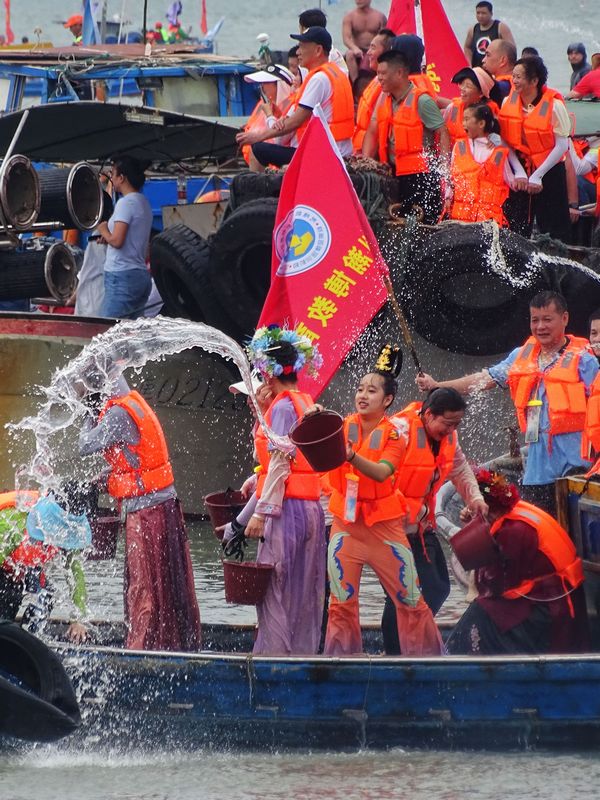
[9,317,292,498]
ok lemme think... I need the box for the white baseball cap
[244,64,294,86]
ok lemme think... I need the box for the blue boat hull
[56,632,600,750]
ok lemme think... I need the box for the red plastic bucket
[289,410,346,472]
[450,515,500,571]
[223,560,274,605]
[205,490,246,538]
[88,515,120,560]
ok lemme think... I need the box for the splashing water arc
[10,317,291,498]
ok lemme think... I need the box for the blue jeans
[101,269,152,319]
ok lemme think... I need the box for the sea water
[17,0,600,94]
[5,1,600,795]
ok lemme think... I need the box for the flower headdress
[472,466,520,510]
[246,324,323,378]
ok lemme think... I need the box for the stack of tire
[150,170,400,341]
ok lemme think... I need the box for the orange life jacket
[498,86,563,170]
[254,391,321,501]
[494,73,514,85]
[410,73,437,98]
[582,373,600,461]
[490,500,584,611]
[0,491,58,576]
[352,76,382,152]
[99,391,174,499]
[377,86,428,176]
[450,138,509,225]
[392,402,457,528]
[242,100,267,164]
[506,335,590,437]
[328,414,407,525]
[445,98,500,144]
[294,62,354,143]
[571,137,596,184]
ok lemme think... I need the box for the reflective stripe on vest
[328,414,407,525]
[377,87,428,176]
[450,139,509,225]
[295,62,354,143]
[490,500,584,609]
[99,391,174,499]
[498,87,562,169]
[506,335,589,437]
[393,402,457,527]
[254,390,321,501]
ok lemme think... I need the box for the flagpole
[382,274,424,374]
[415,0,424,64]
[142,0,148,42]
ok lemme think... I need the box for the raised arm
[416,370,496,395]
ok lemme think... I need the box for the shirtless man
[342,0,387,84]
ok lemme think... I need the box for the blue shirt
[104,192,153,273]
[488,340,599,485]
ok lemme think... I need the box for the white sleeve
[296,72,332,111]
[529,136,569,184]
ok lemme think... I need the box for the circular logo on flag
[274,205,331,277]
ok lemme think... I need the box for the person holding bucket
[381,387,488,653]
[316,345,443,656]
[242,324,326,655]
[447,468,589,655]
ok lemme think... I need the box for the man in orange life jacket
[416,291,599,518]
[236,27,354,169]
[447,468,589,655]
[352,27,394,152]
[381,388,488,654]
[362,49,450,224]
[481,38,517,105]
[79,378,201,652]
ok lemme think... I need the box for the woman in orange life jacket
[441,66,499,146]
[381,387,488,654]
[78,376,201,652]
[309,346,443,656]
[241,325,326,656]
[447,468,589,654]
[498,55,573,243]
[241,64,295,172]
[445,103,527,226]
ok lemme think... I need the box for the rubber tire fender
[209,198,279,336]
[150,224,241,338]
[399,223,549,356]
[0,620,81,742]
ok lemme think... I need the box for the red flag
[419,0,467,97]
[388,0,466,97]
[257,115,389,399]
[387,0,416,34]
[200,0,208,35]
[4,0,14,45]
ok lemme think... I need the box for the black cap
[390,34,424,74]
[452,67,480,89]
[290,26,332,51]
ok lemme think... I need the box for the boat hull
[57,637,600,750]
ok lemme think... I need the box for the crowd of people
[237,2,599,243]
[220,289,596,658]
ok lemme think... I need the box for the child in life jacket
[446,103,527,226]
[309,345,443,656]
